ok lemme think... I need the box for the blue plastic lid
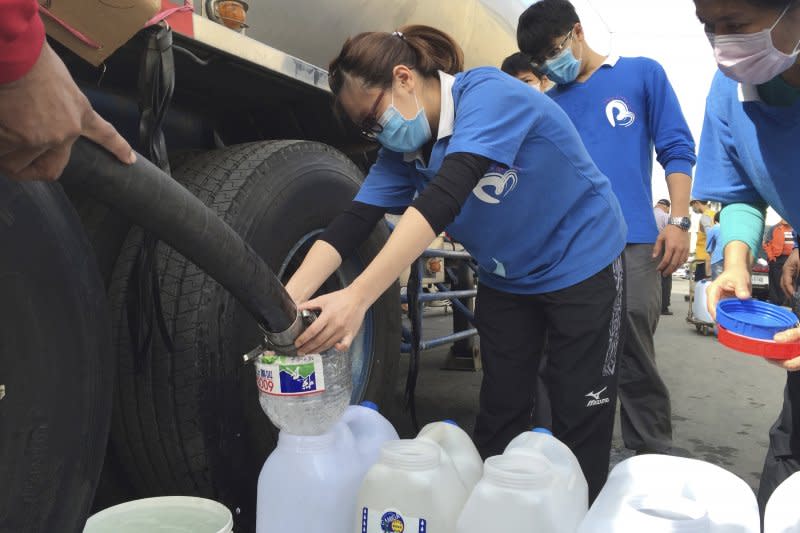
[443,419,459,427]
[532,427,553,436]
[716,299,799,340]
[359,401,379,412]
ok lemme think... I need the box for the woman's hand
[294,287,370,355]
[706,264,752,321]
[769,326,800,372]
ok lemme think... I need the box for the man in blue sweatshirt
[518,0,696,456]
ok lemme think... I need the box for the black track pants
[473,256,625,501]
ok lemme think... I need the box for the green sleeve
[719,202,767,259]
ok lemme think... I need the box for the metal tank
[201,0,531,71]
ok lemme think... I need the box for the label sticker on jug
[361,507,426,533]
[255,354,326,396]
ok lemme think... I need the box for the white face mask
[707,2,800,85]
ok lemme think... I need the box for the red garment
[0,0,45,84]
[763,222,795,262]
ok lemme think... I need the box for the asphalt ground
[388,277,787,491]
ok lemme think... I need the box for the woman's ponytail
[328,24,464,95]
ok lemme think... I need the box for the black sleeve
[411,152,491,234]
[318,201,387,259]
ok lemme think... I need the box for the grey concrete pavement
[389,277,788,491]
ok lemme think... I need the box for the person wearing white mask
[693,0,800,512]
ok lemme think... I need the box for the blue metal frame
[400,248,479,354]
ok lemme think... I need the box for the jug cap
[532,427,553,436]
[443,419,459,426]
[360,401,379,412]
[716,299,798,340]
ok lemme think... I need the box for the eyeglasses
[356,89,386,141]
[531,29,574,69]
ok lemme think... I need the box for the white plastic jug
[456,453,566,533]
[503,428,588,532]
[417,420,483,492]
[578,455,760,533]
[693,279,714,324]
[257,423,362,533]
[764,471,800,533]
[84,496,232,533]
[357,439,468,533]
[340,401,399,470]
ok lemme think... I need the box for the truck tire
[106,141,400,529]
[0,178,113,533]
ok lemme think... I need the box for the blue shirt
[548,57,696,244]
[355,67,627,295]
[693,71,800,233]
[705,224,724,265]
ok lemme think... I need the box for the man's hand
[706,265,751,320]
[653,224,690,276]
[769,326,800,372]
[781,248,799,299]
[0,42,135,182]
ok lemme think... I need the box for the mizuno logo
[586,387,610,407]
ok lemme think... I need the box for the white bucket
[84,496,233,533]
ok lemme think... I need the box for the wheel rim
[277,230,375,402]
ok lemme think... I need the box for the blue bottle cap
[716,299,799,340]
[443,419,459,426]
[359,401,379,412]
[532,427,553,436]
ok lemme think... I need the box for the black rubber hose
[61,137,297,335]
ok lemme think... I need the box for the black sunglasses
[357,89,387,141]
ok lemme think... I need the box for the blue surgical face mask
[544,46,581,85]
[375,89,432,153]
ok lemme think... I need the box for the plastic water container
[693,279,715,324]
[255,348,351,435]
[83,496,232,533]
[578,455,760,533]
[341,401,400,469]
[417,420,483,492]
[357,439,468,533]
[456,453,565,533]
[257,422,362,533]
[503,428,588,532]
[764,471,800,533]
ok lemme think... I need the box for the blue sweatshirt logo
[605,99,636,128]
[473,167,519,204]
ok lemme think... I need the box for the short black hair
[501,52,535,76]
[656,198,671,208]
[518,0,580,63]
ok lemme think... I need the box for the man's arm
[646,60,695,275]
[0,2,135,181]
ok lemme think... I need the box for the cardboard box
[39,0,161,66]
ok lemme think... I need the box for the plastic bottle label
[255,354,326,396]
[361,507,427,533]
